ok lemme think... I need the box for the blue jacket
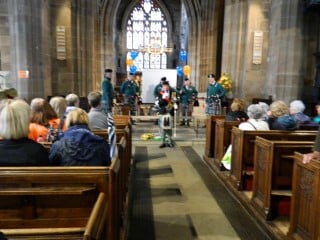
[268,114,297,130]
[49,125,111,166]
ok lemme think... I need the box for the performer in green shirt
[206,74,226,115]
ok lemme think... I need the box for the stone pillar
[71,0,99,96]
[8,0,51,101]
[266,0,305,103]
[198,0,224,92]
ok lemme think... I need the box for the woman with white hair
[0,99,49,166]
[289,100,311,124]
[238,104,270,130]
[221,104,269,170]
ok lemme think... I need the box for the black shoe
[179,122,185,126]
[159,143,166,148]
[167,143,174,148]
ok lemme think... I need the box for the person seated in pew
[289,99,311,124]
[0,99,49,166]
[49,108,111,166]
[87,91,118,159]
[267,100,297,130]
[225,98,249,122]
[28,98,61,142]
[312,103,320,124]
[258,101,269,121]
[87,91,111,129]
[221,104,269,170]
[303,129,320,164]
[64,93,80,117]
[238,104,270,130]
[49,96,67,131]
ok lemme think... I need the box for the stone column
[197,0,224,92]
[266,0,305,103]
[71,0,99,96]
[8,0,51,101]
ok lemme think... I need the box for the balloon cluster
[126,51,139,74]
[219,72,232,92]
[176,50,191,77]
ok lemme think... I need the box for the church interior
[0,0,320,239]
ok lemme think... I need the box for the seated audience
[0,99,49,166]
[28,98,61,142]
[238,104,270,130]
[313,103,320,124]
[258,101,269,121]
[221,104,269,170]
[289,100,311,124]
[87,91,118,159]
[225,98,248,122]
[49,96,67,130]
[267,100,297,130]
[64,93,80,116]
[87,91,109,129]
[49,108,111,166]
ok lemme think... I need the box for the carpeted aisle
[127,146,155,240]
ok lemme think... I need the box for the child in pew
[221,104,269,170]
[49,108,111,166]
[0,99,50,166]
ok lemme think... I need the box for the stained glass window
[126,0,168,70]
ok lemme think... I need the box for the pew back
[213,120,239,168]
[287,152,320,240]
[204,115,225,158]
[230,127,317,190]
[0,157,120,240]
[251,137,314,220]
[2,192,107,240]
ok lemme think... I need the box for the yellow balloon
[183,65,191,75]
[126,59,133,66]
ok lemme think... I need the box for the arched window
[126,0,169,70]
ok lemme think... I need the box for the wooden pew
[297,122,320,130]
[229,127,317,190]
[92,126,131,184]
[0,157,120,240]
[92,130,130,229]
[287,152,320,240]
[251,137,314,220]
[2,192,107,239]
[203,115,225,160]
[114,115,132,161]
[212,119,240,169]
